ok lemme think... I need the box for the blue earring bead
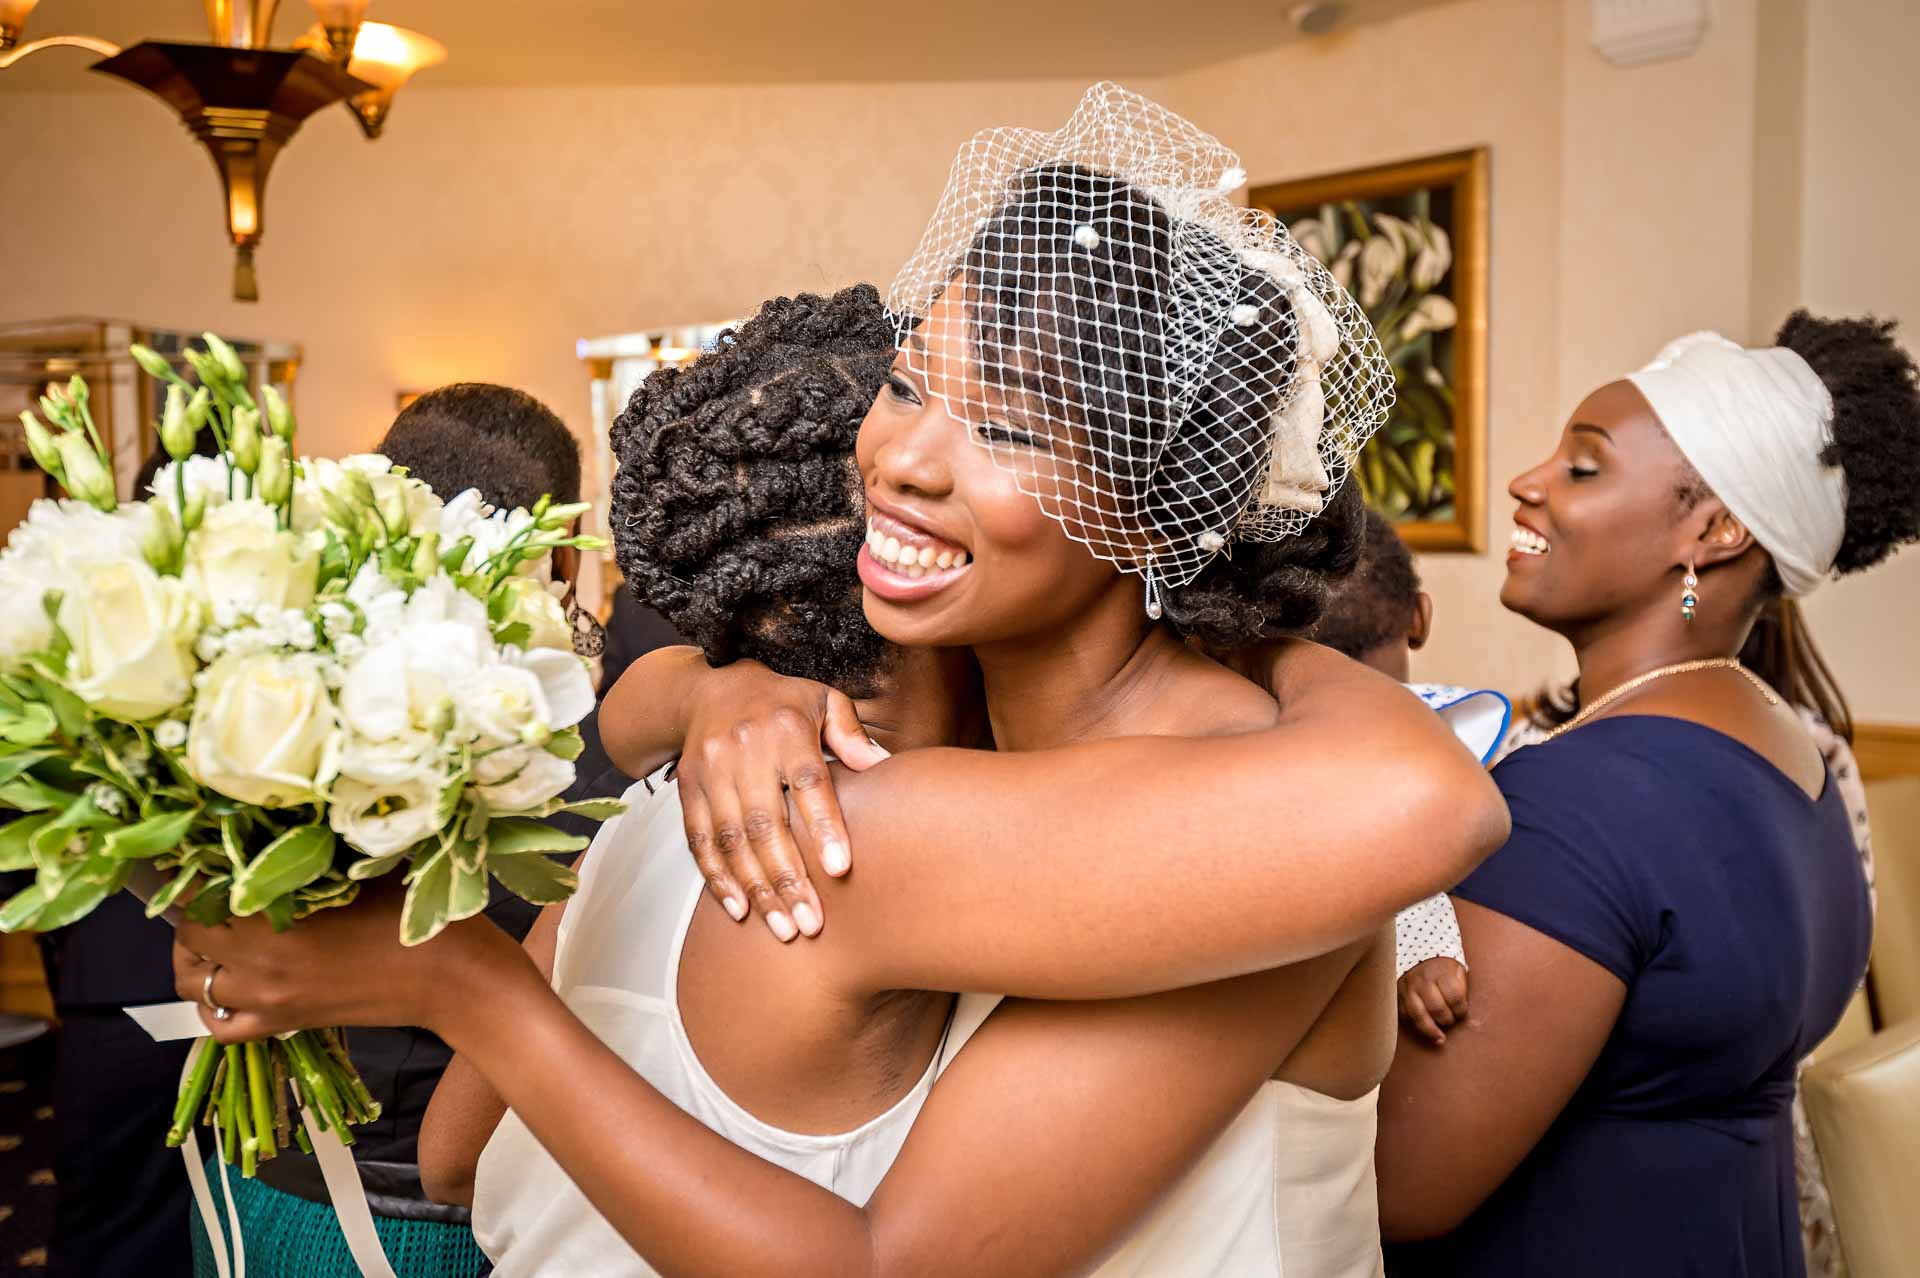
[1682,571,1699,623]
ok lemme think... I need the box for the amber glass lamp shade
[0,0,39,51]
[296,20,444,138]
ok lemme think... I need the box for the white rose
[184,500,319,614]
[0,565,53,663]
[497,576,573,652]
[472,746,573,813]
[329,775,445,859]
[186,651,341,806]
[59,559,201,720]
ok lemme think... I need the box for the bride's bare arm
[617,641,1507,996]
[180,902,1374,1278]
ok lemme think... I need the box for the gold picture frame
[1250,147,1490,552]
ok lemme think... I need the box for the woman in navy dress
[1378,312,1920,1277]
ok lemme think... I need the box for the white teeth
[1509,526,1550,556]
[954,551,969,567]
[935,550,954,569]
[866,514,971,573]
[917,546,937,568]
[882,536,902,562]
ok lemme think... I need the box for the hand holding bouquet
[0,335,622,1175]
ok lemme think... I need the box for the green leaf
[0,814,57,872]
[346,851,408,881]
[261,895,296,932]
[143,863,199,918]
[231,826,335,917]
[435,774,467,828]
[483,818,588,859]
[0,883,48,931]
[31,794,113,875]
[36,856,129,930]
[183,876,232,926]
[400,849,452,946]
[489,851,578,905]
[492,622,532,649]
[29,676,87,740]
[449,833,483,875]
[0,774,79,813]
[544,728,584,762]
[438,535,475,574]
[103,808,199,861]
[527,796,628,823]
[448,855,489,924]
[0,704,58,747]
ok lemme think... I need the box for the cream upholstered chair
[1802,1019,1920,1277]
[1862,777,1920,1028]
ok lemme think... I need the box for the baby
[1304,509,1496,1046]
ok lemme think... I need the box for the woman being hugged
[1378,314,1920,1277]
[173,86,1506,1278]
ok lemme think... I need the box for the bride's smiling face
[855,289,1130,650]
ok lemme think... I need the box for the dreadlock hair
[611,284,897,697]
[961,163,1362,647]
[1304,506,1421,660]
[384,383,581,505]
[1530,311,1920,737]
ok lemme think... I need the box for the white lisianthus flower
[329,775,446,859]
[336,728,444,788]
[456,663,554,749]
[59,559,201,720]
[338,581,493,742]
[186,651,341,806]
[510,646,596,731]
[472,745,573,813]
[184,500,319,614]
[344,562,409,646]
[496,576,573,652]
[0,565,54,663]
[146,456,232,512]
[435,488,547,580]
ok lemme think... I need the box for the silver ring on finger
[201,964,233,1022]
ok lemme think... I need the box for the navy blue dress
[1387,716,1872,1278]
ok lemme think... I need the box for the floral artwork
[1252,149,1489,551]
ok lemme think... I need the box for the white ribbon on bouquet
[121,869,400,1278]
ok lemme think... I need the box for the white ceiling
[1,0,1463,91]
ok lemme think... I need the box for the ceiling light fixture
[1,2,447,301]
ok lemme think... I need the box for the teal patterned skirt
[189,1157,489,1278]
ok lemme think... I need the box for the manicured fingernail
[866,737,891,759]
[767,911,797,942]
[723,896,747,921]
[793,903,821,936]
[821,841,851,876]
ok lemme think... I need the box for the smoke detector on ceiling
[1289,2,1346,36]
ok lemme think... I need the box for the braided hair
[610,285,897,696]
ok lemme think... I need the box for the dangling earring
[1143,558,1164,620]
[1681,561,1699,624]
[565,585,607,658]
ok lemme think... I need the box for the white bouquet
[0,334,623,1175]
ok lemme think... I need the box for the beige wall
[1163,0,1571,694]
[0,79,1102,457]
[3,0,1914,717]
[1796,0,1920,723]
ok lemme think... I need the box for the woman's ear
[1691,502,1757,570]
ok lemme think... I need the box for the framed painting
[1249,147,1489,552]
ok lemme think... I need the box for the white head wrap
[1626,331,1843,597]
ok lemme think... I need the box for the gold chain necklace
[1544,658,1781,742]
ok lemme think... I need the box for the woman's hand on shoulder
[672,659,887,942]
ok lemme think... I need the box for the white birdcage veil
[887,83,1393,606]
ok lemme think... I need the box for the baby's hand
[1398,957,1469,1046]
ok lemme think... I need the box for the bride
[175,85,1506,1276]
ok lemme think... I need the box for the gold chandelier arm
[0,34,122,70]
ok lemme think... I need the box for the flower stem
[167,1038,221,1147]
[244,1042,275,1164]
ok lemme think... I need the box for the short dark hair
[609,285,896,696]
[380,424,554,512]
[1304,507,1420,659]
[381,383,581,505]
